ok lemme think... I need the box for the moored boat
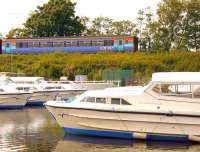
[5,77,117,106]
[45,72,200,142]
[0,91,31,109]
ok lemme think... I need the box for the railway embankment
[0,51,200,82]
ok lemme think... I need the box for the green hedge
[0,51,200,82]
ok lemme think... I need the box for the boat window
[87,97,95,103]
[152,84,161,93]
[80,97,86,102]
[96,98,106,104]
[29,87,37,91]
[111,98,121,105]
[152,84,195,98]
[17,87,24,90]
[121,99,131,105]
[16,87,30,91]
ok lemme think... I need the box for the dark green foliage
[23,0,84,37]
[1,52,200,82]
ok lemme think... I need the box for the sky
[0,0,161,36]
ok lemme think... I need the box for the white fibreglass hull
[46,106,200,137]
[0,93,30,109]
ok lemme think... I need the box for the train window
[17,42,28,48]
[47,42,53,47]
[92,41,97,46]
[104,40,108,46]
[28,42,33,48]
[79,41,84,46]
[40,42,49,47]
[64,41,71,47]
[77,41,80,47]
[53,41,64,47]
[85,41,91,46]
[98,41,104,46]
[79,41,91,46]
[107,40,114,46]
[93,40,104,46]
[16,42,23,48]
[33,42,40,48]
[71,41,77,47]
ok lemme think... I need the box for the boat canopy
[10,77,45,84]
[0,76,13,83]
[81,88,143,98]
[152,72,200,83]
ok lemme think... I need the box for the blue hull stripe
[64,127,190,142]
[64,127,133,139]
[147,134,188,142]
[0,105,24,110]
[26,101,44,107]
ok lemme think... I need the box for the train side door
[5,41,11,53]
[0,39,2,54]
[117,38,124,52]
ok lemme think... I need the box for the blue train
[0,36,138,54]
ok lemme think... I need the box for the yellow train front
[0,36,138,54]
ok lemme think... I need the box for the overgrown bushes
[0,51,200,82]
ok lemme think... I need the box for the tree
[184,0,200,51]
[157,0,185,51]
[86,17,136,36]
[136,9,145,51]
[111,20,136,36]
[23,0,84,37]
[6,28,29,38]
[88,16,113,36]
[80,16,90,36]
[0,32,4,39]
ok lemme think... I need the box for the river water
[0,108,200,152]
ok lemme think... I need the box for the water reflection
[55,134,200,152]
[0,108,64,152]
[1,108,200,152]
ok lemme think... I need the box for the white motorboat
[0,89,31,109]
[45,72,200,142]
[9,77,117,106]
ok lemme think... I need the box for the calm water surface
[0,107,200,152]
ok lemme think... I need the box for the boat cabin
[146,72,200,100]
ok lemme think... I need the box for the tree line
[5,0,200,52]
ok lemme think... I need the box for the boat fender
[133,132,147,140]
[189,135,200,142]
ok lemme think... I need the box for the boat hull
[0,93,31,109]
[45,105,200,142]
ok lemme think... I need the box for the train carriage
[0,36,138,54]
